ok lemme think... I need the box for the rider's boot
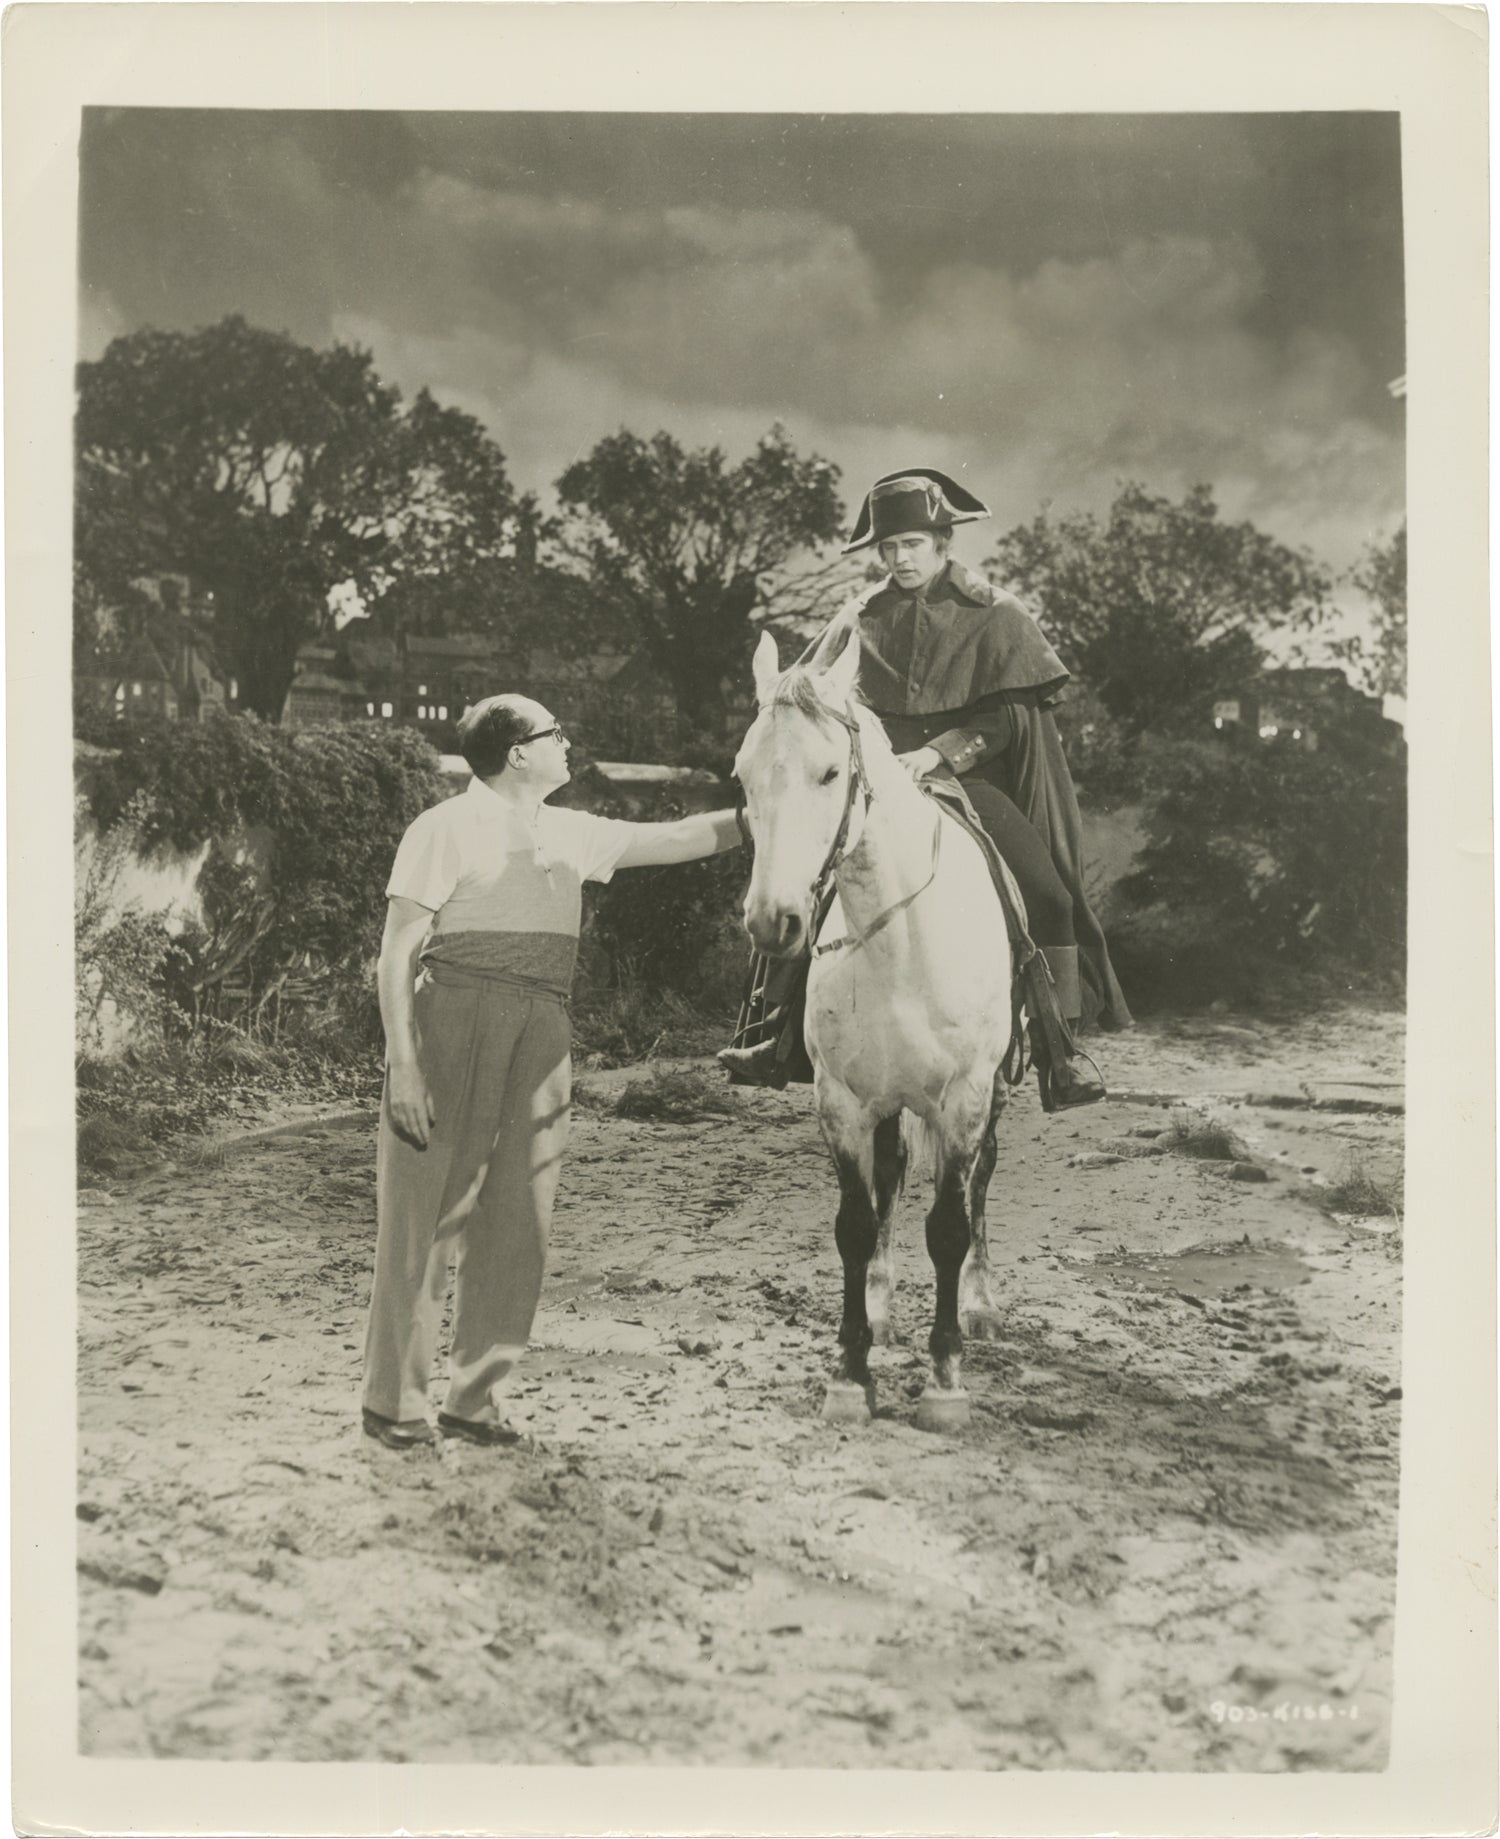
[1024,945,1106,1113]
[717,953,812,1087]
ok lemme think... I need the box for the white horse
[734,626,1014,1432]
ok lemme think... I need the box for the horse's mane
[771,667,870,724]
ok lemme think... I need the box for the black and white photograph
[8,5,1493,1834]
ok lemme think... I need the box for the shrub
[1159,1108,1250,1162]
[73,793,185,1056]
[77,718,444,1026]
[572,987,729,1068]
[586,824,749,1002]
[1108,734,1405,1009]
[612,1066,736,1123]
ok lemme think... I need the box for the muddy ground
[77,1004,1404,1771]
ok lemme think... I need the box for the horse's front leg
[959,1066,1008,1342]
[817,1085,886,1424]
[918,1082,995,1433]
[865,1113,907,1346]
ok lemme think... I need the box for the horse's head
[733,625,868,959]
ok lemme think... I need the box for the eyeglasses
[517,723,566,747]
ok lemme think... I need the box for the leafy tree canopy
[75,316,518,718]
[1332,522,1406,702]
[989,483,1333,736]
[554,426,847,723]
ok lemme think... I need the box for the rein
[813,812,943,958]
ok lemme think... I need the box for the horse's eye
[820,765,840,786]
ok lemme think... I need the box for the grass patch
[76,1110,143,1176]
[75,1025,385,1180]
[612,1066,736,1124]
[1320,1154,1404,1222]
[1159,1107,1251,1162]
[180,1133,231,1172]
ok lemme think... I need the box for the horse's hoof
[961,1311,1005,1342]
[822,1380,875,1425]
[915,1387,971,1434]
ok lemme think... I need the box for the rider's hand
[387,1062,436,1150]
[896,746,944,782]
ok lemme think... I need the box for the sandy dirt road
[78,1006,1403,1770]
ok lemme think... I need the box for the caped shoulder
[945,561,1039,624]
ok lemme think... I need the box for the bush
[586,826,749,1003]
[75,720,438,1166]
[74,792,185,1056]
[612,1066,736,1122]
[78,717,444,1024]
[1108,734,1405,1010]
[572,986,730,1068]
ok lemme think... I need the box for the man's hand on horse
[388,1063,437,1150]
[896,746,945,782]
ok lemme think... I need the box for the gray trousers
[361,968,571,1425]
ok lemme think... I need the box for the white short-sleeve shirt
[387,777,638,995]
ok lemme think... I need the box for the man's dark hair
[457,695,536,778]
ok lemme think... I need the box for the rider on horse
[718,467,1130,1109]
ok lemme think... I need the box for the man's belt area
[421,961,571,1007]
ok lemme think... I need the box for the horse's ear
[818,621,861,700]
[752,630,781,705]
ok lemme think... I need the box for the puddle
[1079,1242,1314,1299]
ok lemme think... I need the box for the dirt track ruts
[77,1005,1403,1769]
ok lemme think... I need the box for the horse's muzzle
[743,903,807,960]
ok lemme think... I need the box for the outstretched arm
[615,809,744,870]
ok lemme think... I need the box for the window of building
[381,702,393,718]
[366,702,375,718]
[438,705,448,721]
[418,684,428,697]
[417,703,427,721]
[132,682,142,696]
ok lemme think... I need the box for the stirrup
[1038,1047,1107,1113]
[716,1040,791,1089]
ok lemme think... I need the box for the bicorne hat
[841,468,991,555]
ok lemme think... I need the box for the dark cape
[804,561,1132,1032]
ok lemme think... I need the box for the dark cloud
[77,108,1404,568]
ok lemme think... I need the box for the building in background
[76,572,236,723]
[281,626,745,757]
[1212,665,1404,757]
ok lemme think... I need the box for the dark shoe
[437,1411,523,1448]
[362,1407,435,1450]
[716,1040,791,1089]
[1043,1052,1107,1111]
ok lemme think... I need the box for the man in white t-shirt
[362,693,744,1450]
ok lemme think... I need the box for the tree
[1333,522,1406,701]
[75,317,518,719]
[989,484,1333,736]
[554,426,847,727]
[1110,732,1406,1006]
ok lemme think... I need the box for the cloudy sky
[78,109,1404,575]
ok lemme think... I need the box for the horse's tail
[900,1110,937,1182]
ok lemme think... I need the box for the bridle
[806,698,874,917]
[738,691,943,961]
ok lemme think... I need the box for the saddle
[916,777,1055,1093]
[917,776,1034,958]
